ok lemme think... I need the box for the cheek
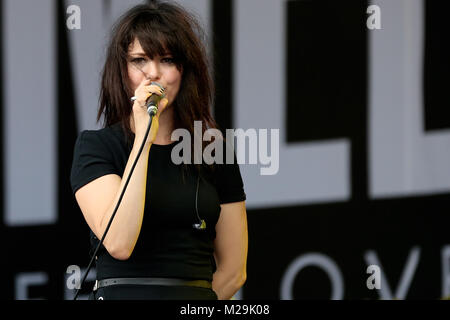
[163,66,181,84]
[127,66,143,92]
[163,70,182,106]
[166,69,182,93]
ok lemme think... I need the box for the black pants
[89,284,218,300]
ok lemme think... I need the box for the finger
[133,92,152,107]
[135,79,152,95]
[145,84,164,95]
[137,78,152,90]
[140,91,152,101]
[144,92,152,100]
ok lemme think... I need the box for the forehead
[128,38,144,53]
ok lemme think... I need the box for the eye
[161,56,175,64]
[130,57,146,65]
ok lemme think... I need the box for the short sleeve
[214,146,247,204]
[70,130,120,195]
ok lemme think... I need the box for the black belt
[93,277,212,291]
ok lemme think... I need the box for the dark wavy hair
[98,1,220,175]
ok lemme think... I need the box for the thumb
[156,98,169,117]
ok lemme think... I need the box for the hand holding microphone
[131,80,167,112]
[131,81,166,115]
[145,82,165,116]
[131,79,169,144]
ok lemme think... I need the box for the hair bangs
[130,14,183,67]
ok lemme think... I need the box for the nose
[143,60,161,81]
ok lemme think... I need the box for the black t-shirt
[70,122,246,281]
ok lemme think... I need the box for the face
[127,38,182,109]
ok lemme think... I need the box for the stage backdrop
[1,0,449,299]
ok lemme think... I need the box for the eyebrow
[129,52,147,56]
[128,52,173,58]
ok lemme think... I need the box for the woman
[70,1,247,300]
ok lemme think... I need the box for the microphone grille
[147,105,158,116]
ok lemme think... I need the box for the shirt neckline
[113,122,179,149]
[151,141,179,148]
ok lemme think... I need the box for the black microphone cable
[73,105,157,300]
[193,174,206,230]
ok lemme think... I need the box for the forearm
[98,135,151,259]
[212,269,245,300]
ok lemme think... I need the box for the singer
[70,1,247,300]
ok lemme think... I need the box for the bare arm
[74,79,168,260]
[212,201,248,299]
[75,135,151,260]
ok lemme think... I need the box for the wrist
[133,134,152,149]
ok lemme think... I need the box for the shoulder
[70,123,126,195]
[209,138,247,204]
[75,123,126,153]
[84,122,123,141]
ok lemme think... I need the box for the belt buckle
[93,280,99,291]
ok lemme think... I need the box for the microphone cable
[73,106,157,300]
[193,174,206,230]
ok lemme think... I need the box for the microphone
[146,82,165,116]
